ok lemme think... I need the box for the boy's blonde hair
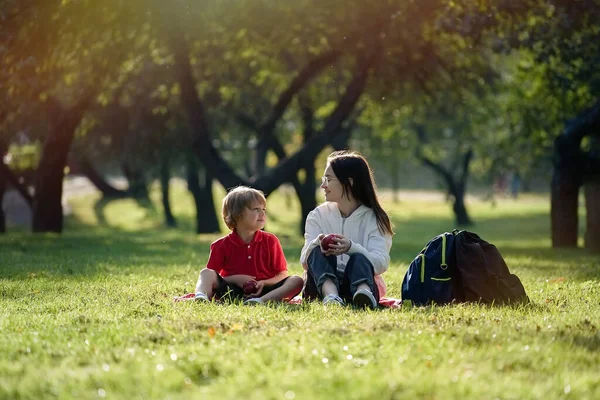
[222,186,267,230]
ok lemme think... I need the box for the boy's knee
[200,268,218,280]
[289,275,304,288]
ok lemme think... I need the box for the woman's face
[321,164,344,203]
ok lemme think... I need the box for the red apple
[243,280,258,295]
[321,233,338,251]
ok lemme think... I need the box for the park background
[1,1,599,399]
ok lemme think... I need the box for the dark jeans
[303,247,380,304]
[215,275,290,301]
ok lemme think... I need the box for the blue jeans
[303,247,380,303]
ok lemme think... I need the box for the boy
[194,186,303,304]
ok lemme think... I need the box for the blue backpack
[401,230,529,306]
[401,231,459,306]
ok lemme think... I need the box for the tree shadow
[0,228,219,280]
[93,196,111,226]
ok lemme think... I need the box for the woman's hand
[317,234,331,255]
[327,234,351,256]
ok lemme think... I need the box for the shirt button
[248,256,251,259]
[248,245,250,248]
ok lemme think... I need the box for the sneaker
[243,298,264,305]
[194,292,210,302]
[353,288,378,309]
[322,294,345,306]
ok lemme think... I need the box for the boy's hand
[247,280,265,298]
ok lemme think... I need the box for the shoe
[194,292,210,302]
[353,288,378,309]
[322,294,345,306]
[243,298,264,305]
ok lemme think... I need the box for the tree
[485,0,600,249]
[1,0,150,232]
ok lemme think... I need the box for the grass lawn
[1,183,599,399]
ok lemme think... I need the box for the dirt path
[1,176,125,228]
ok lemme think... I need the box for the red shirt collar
[227,229,265,247]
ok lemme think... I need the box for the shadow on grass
[0,228,220,280]
[93,195,158,228]
[93,196,111,227]
[2,203,597,282]
[499,246,600,279]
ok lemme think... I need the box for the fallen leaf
[207,327,216,338]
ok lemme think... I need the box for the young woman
[300,151,394,309]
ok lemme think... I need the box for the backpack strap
[441,234,448,269]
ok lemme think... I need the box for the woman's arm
[347,227,392,275]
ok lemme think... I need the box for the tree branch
[564,97,600,142]
[416,150,454,187]
[0,162,33,207]
[261,48,343,135]
[253,47,379,195]
[167,29,249,190]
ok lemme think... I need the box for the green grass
[1,183,599,399]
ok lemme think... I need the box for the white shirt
[300,202,393,296]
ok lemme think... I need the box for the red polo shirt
[206,230,288,281]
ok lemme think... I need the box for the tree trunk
[255,139,269,177]
[1,140,8,232]
[584,180,600,253]
[32,136,71,233]
[550,99,600,248]
[452,185,472,226]
[160,156,177,228]
[186,155,220,234]
[454,150,474,226]
[121,161,149,200]
[551,136,583,248]
[583,134,600,252]
[296,96,318,233]
[416,145,474,227]
[298,166,317,233]
[551,171,581,248]
[0,167,5,233]
[390,155,400,204]
[32,96,91,233]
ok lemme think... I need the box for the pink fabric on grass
[173,293,402,308]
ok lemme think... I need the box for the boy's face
[237,202,267,232]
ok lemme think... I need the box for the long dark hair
[328,150,394,236]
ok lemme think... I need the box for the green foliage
[1,187,599,399]
[5,143,40,171]
[2,0,600,201]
